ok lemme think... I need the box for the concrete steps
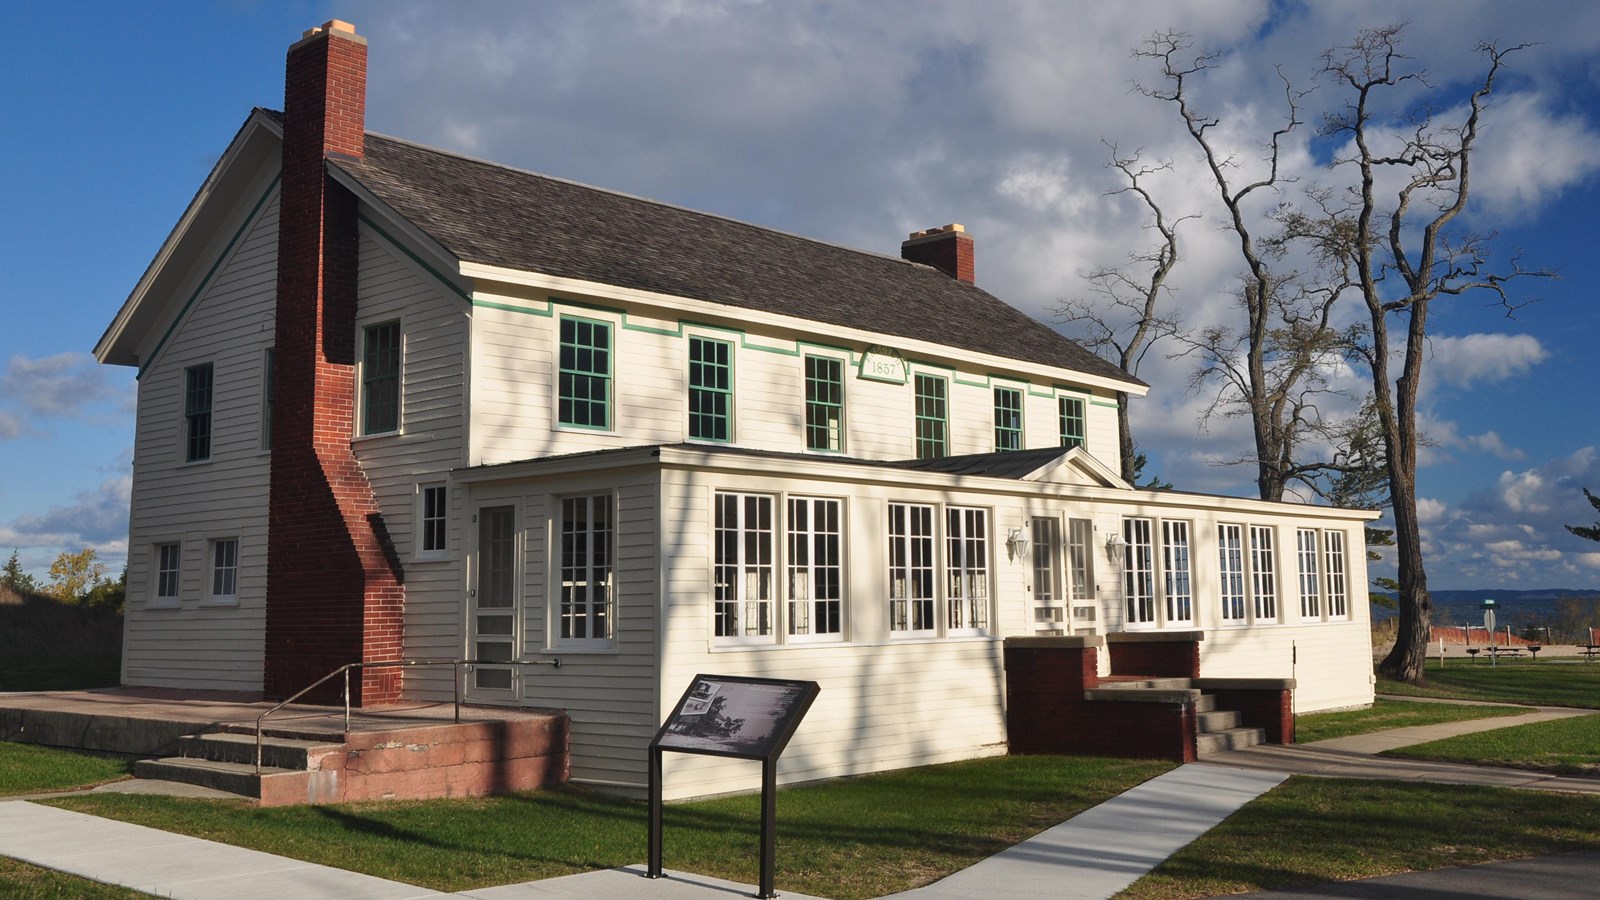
[1093,676,1267,758]
[133,756,309,800]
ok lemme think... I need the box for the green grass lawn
[0,857,150,899]
[1118,778,1600,899]
[1295,698,1531,743]
[0,657,121,693]
[1384,712,1600,775]
[50,754,1172,898]
[0,742,133,797]
[1378,659,1600,708]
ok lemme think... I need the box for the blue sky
[1,1,1597,590]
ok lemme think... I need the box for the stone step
[216,722,349,743]
[177,732,342,770]
[1195,726,1266,757]
[134,756,308,800]
[1193,694,1218,714]
[1196,709,1241,733]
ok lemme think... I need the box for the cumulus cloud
[0,475,132,552]
[0,353,133,425]
[1428,334,1549,389]
[0,411,22,440]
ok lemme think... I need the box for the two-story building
[94,21,1375,798]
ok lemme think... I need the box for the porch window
[1218,524,1248,622]
[804,355,844,451]
[1249,525,1278,621]
[1058,396,1086,449]
[362,321,401,435]
[787,497,842,640]
[946,507,989,632]
[993,386,1023,451]
[714,493,774,642]
[1162,520,1193,624]
[914,374,948,459]
[688,337,733,442]
[208,538,238,603]
[184,363,213,462]
[1123,518,1156,625]
[154,543,181,605]
[1297,528,1321,619]
[888,502,936,634]
[1325,531,1349,619]
[559,494,613,644]
[559,316,611,429]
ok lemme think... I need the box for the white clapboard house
[95,21,1375,798]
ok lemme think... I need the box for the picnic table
[1584,645,1600,661]
[1485,646,1524,659]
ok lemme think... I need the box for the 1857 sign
[858,346,907,384]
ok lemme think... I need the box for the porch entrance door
[1031,517,1065,633]
[471,504,518,696]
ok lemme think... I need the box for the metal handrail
[253,656,561,772]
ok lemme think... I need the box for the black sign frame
[647,674,820,899]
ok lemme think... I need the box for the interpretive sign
[648,675,820,898]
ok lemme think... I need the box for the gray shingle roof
[317,121,1138,385]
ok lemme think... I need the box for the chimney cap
[299,19,363,42]
[906,223,967,241]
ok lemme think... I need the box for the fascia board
[95,109,280,367]
[1022,447,1133,490]
[456,261,1150,397]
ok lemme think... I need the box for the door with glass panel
[470,504,518,696]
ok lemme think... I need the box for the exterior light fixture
[1105,532,1127,564]
[1006,528,1030,562]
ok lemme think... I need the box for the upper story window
[559,316,611,429]
[1059,396,1086,449]
[558,493,614,646]
[362,321,401,435]
[688,337,733,442]
[154,543,181,606]
[184,363,213,462]
[787,497,843,641]
[804,355,844,452]
[418,485,448,558]
[993,386,1022,452]
[914,374,948,459]
[714,492,775,643]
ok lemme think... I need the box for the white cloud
[0,411,21,440]
[0,352,132,419]
[1428,334,1548,389]
[1466,431,1526,461]
[1469,92,1600,221]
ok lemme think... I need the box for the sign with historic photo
[653,675,820,760]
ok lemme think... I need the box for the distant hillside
[1429,588,1600,603]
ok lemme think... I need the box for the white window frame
[786,496,844,643]
[1123,517,1195,629]
[207,538,239,606]
[1162,520,1193,625]
[554,492,615,650]
[1218,523,1249,625]
[713,492,776,645]
[1249,525,1278,622]
[151,542,182,608]
[888,502,938,636]
[1325,530,1349,620]
[1297,528,1322,620]
[945,506,991,635]
[1123,518,1157,628]
[414,484,449,561]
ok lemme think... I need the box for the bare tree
[1312,26,1553,683]
[1056,143,1190,483]
[1135,32,1362,502]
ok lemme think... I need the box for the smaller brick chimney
[901,223,974,284]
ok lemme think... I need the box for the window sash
[558,317,611,429]
[420,486,448,554]
[560,494,613,642]
[946,507,990,632]
[1067,518,1095,601]
[1325,531,1349,619]
[688,337,733,442]
[913,374,948,459]
[1250,526,1277,620]
[184,363,213,462]
[787,497,842,639]
[1123,518,1156,624]
[888,503,936,633]
[156,543,181,601]
[1297,528,1321,619]
[993,387,1023,451]
[804,356,844,451]
[362,322,401,435]
[1032,517,1061,605]
[1218,524,1248,622]
[714,493,774,640]
[210,539,238,599]
[1058,396,1086,449]
[1162,520,1192,624]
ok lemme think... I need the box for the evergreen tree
[1567,488,1600,543]
[1,549,38,594]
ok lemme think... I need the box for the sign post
[648,675,820,899]
[1482,598,1499,669]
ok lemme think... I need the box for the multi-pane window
[1218,524,1248,622]
[993,387,1023,451]
[888,503,936,633]
[1123,518,1156,625]
[914,374,948,459]
[261,348,274,450]
[1162,520,1192,624]
[1249,525,1278,621]
[1297,528,1321,619]
[804,355,844,451]
[714,493,774,641]
[184,363,213,462]
[1032,517,1061,605]
[688,337,732,442]
[1067,518,1095,600]
[946,507,990,632]
[362,321,401,435]
[420,485,448,555]
[209,539,238,602]
[559,316,611,429]
[155,543,181,604]
[1059,396,1086,449]
[1325,531,1349,619]
[787,497,842,640]
[559,494,613,643]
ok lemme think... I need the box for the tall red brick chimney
[901,223,974,284]
[266,21,404,705]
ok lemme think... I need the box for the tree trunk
[1117,390,1136,483]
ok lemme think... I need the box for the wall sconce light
[1006,528,1030,562]
[1105,532,1127,564]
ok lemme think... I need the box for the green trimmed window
[184,363,213,462]
[914,374,948,459]
[804,355,844,451]
[1059,396,1086,449]
[559,317,611,429]
[993,386,1022,451]
[362,321,401,435]
[688,337,733,442]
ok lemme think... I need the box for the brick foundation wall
[266,23,404,705]
[1106,634,1201,678]
[1208,688,1295,744]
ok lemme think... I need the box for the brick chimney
[901,223,974,284]
[267,21,404,705]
